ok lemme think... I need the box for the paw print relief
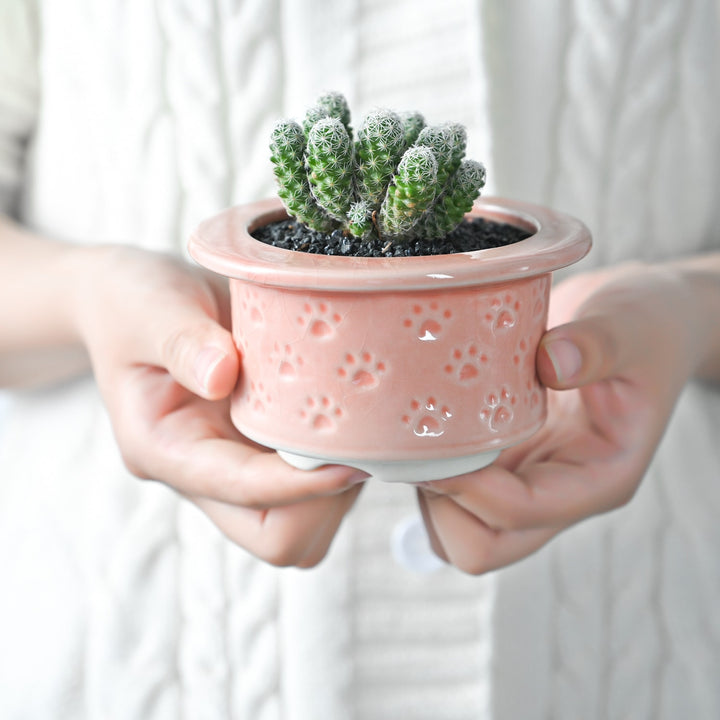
[270,342,304,380]
[297,301,342,339]
[337,351,386,390]
[300,395,343,432]
[444,344,489,384]
[485,294,520,332]
[247,381,271,414]
[403,301,453,342]
[479,387,516,432]
[240,287,266,326]
[402,397,452,438]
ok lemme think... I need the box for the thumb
[159,312,239,401]
[536,316,624,390]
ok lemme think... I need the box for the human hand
[73,246,366,567]
[417,263,702,574]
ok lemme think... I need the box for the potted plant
[188,92,591,483]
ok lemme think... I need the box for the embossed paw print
[300,395,343,432]
[248,381,271,414]
[479,387,516,432]
[444,343,489,384]
[403,301,453,342]
[484,294,520,332]
[337,351,386,389]
[240,287,266,326]
[402,397,452,438]
[270,342,304,380]
[512,337,531,370]
[297,301,343,339]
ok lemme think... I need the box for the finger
[420,489,557,575]
[537,318,620,390]
[190,487,362,567]
[537,273,692,392]
[148,428,369,508]
[421,449,639,532]
[85,250,240,401]
[295,484,365,568]
[155,303,239,401]
[416,489,449,562]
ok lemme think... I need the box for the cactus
[378,146,438,237]
[270,92,486,245]
[269,120,338,233]
[414,159,487,239]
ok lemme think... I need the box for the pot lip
[188,196,591,291]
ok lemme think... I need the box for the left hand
[416,263,702,574]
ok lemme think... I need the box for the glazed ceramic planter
[189,197,591,482]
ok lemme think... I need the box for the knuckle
[297,548,330,569]
[258,539,305,568]
[160,328,188,372]
[612,482,638,510]
[486,507,520,531]
[454,552,493,576]
[118,446,150,480]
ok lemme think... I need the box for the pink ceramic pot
[189,197,591,482]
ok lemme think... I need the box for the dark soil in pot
[252,216,531,258]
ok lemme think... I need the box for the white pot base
[277,448,502,483]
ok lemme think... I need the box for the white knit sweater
[0,1,719,718]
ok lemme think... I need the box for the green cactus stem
[379,146,438,238]
[414,123,466,190]
[269,120,338,233]
[443,122,468,178]
[303,91,353,140]
[347,199,374,239]
[355,109,406,208]
[269,91,487,245]
[399,111,426,147]
[306,117,355,222]
[416,159,487,239]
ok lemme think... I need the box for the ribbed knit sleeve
[0,0,38,216]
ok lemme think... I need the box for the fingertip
[194,342,239,400]
[537,335,583,389]
[312,465,370,491]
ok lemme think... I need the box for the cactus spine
[270,92,486,245]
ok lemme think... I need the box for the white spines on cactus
[306,117,355,222]
[355,109,406,209]
[417,159,486,239]
[268,91,486,244]
[379,145,439,238]
[398,111,426,147]
[303,91,353,140]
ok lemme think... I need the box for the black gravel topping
[252,216,532,257]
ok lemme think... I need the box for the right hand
[73,245,367,567]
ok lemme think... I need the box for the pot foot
[277,448,501,483]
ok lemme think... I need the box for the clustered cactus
[270,92,486,245]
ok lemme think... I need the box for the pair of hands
[77,246,699,572]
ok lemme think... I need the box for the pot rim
[188,196,591,291]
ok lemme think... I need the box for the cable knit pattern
[350,482,493,719]
[160,0,233,243]
[541,5,720,717]
[177,502,230,718]
[0,0,37,212]
[224,553,281,720]
[548,0,717,266]
[162,3,285,716]
[487,3,720,718]
[1,2,720,719]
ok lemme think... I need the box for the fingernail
[544,338,582,384]
[194,346,226,391]
[345,469,371,486]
